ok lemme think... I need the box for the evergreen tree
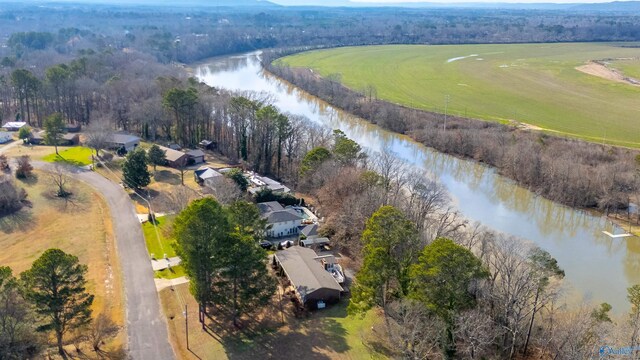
[214,233,275,327]
[43,113,65,155]
[17,126,31,143]
[410,238,488,359]
[122,148,151,190]
[174,198,232,328]
[20,249,94,357]
[348,206,420,319]
[300,146,332,177]
[226,168,249,192]
[147,144,167,172]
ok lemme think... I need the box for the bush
[0,176,27,215]
[0,154,9,172]
[255,188,302,206]
[15,156,33,179]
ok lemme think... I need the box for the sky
[349,0,630,2]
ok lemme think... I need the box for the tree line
[2,4,640,65]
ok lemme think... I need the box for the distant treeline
[1,3,640,64]
[264,51,639,211]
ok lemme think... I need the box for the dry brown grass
[0,170,125,357]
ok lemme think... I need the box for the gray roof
[266,209,302,224]
[301,224,319,238]
[195,167,222,181]
[258,201,284,214]
[158,146,187,162]
[109,133,140,144]
[186,149,205,158]
[275,247,343,301]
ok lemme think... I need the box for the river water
[195,51,640,311]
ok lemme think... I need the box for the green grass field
[282,43,640,147]
[42,146,93,166]
[611,59,640,80]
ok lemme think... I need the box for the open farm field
[282,43,640,147]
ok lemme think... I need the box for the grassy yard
[282,43,640,147]
[42,146,93,166]
[0,170,125,354]
[160,283,388,359]
[142,215,178,259]
[141,215,187,279]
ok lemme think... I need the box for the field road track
[31,161,176,360]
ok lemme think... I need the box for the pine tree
[20,249,94,357]
[147,144,166,172]
[122,148,151,189]
[43,113,65,155]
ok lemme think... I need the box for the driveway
[32,162,175,360]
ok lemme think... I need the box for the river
[194,51,640,311]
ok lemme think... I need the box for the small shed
[198,139,215,150]
[186,149,205,165]
[274,246,343,309]
[194,166,223,187]
[159,146,188,168]
[1,122,27,132]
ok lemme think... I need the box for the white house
[258,201,303,238]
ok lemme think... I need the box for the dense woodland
[1,2,640,359]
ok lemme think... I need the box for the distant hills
[4,0,279,7]
[273,0,640,12]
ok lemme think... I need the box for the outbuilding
[1,122,27,132]
[107,133,140,153]
[274,246,343,309]
[186,149,205,165]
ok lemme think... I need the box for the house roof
[31,131,78,141]
[266,209,302,224]
[186,149,205,158]
[199,140,213,146]
[275,246,343,301]
[2,122,26,129]
[158,146,187,162]
[195,167,222,181]
[301,224,319,238]
[109,133,140,144]
[258,201,284,214]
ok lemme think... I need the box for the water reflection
[195,51,640,311]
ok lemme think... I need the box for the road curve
[32,162,176,360]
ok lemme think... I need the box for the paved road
[32,162,175,360]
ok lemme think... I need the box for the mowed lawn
[141,215,187,279]
[42,146,93,166]
[0,171,125,349]
[282,43,640,147]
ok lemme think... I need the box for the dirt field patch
[576,61,640,87]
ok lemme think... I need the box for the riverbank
[263,51,640,234]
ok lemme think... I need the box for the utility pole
[444,94,450,131]
[184,304,189,350]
